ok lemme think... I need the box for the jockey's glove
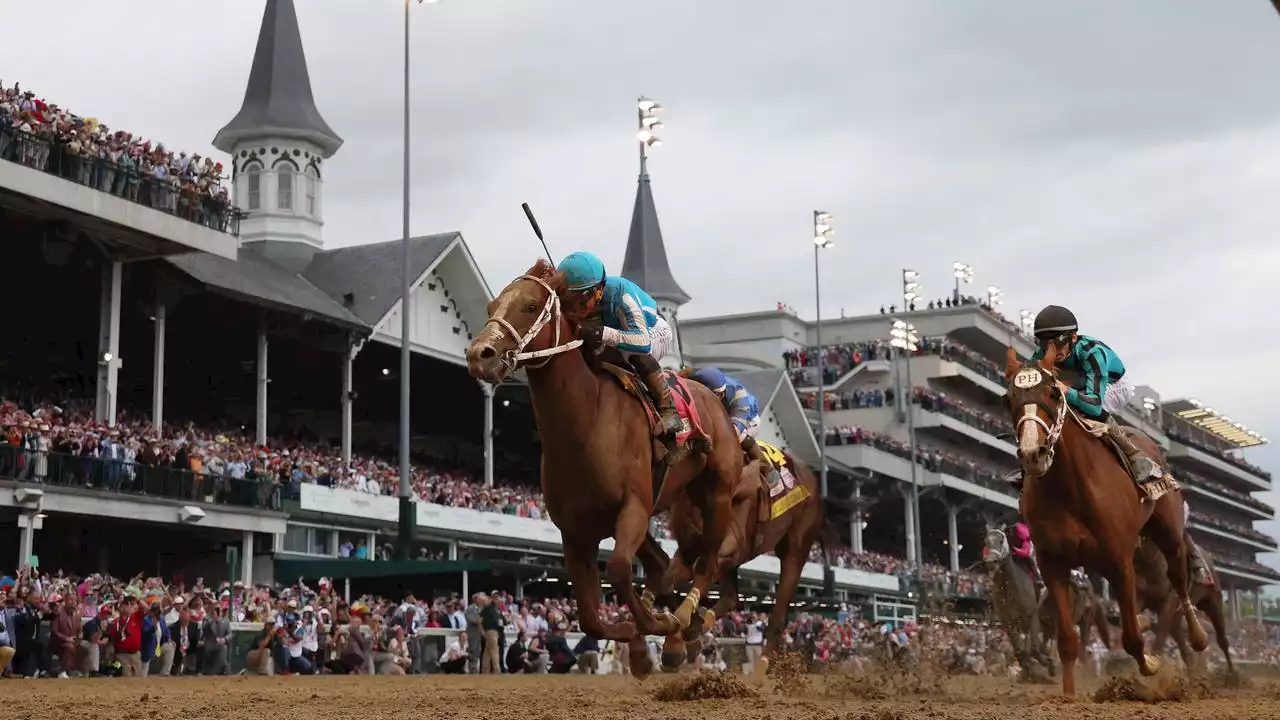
[578,320,604,347]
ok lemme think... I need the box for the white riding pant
[1102,377,1135,414]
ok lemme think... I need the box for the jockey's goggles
[1035,331,1073,352]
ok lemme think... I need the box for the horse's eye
[525,303,539,314]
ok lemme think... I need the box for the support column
[17,512,39,569]
[331,530,341,558]
[947,505,960,573]
[341,338,355,463]
[462,570,470,600]
[255,329,269,445]
[1230,587,1241,623]
[447,540,459,561]
[850,481,864,554]
[152,300,166,427]
[241,531,254,589]
[344,578,351,604]
[366,532,377,561]
[1256,589,1264,625]
[95,260,123,426]
[902,487,917,565]
[481,382,494,488]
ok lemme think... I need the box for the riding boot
[1188,540,1214,586]
[1104,416,1162,481]
[742,436,781,492]
[631,354,683,437]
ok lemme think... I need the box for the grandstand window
[277,166,294,211]
[246,166,261,210]
[304,170,316,216]
[283,524,309,553]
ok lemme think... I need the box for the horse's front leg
[1040,558,1080,696]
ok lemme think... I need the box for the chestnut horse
[640,450,830,674]
[466,260,742,676]
[1003,349,1207,696]
[1133,535,1232,673]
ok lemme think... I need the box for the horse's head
[983,527,1011,570]
[466,259,589,383]
[1003,347,1069,479]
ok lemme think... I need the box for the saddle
[1074,415,1180,502]
[750,441,807,525]
[597,362,708,500]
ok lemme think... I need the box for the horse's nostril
[478,345,497,361]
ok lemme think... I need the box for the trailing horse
[639,444,831,676]
[466,260,744,677]
[1002,349,1207,696]
[980,527,1053,675]
[1133,535,1232,673]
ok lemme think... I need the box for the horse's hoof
[652,611,679,636]
[661,652,686,672]
[1140,654,1162,677]
[630,644,654,679]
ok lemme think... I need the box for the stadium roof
[213,0,343,156]
[1164,398,1268,448]
[167,250,366,331]
[304,233,460,327]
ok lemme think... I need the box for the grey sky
[6,1,1280,573]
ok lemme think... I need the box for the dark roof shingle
[303,234,458,327]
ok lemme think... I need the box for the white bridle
[1015,384,1068,473]
[481,274,583,377]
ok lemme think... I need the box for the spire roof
[620,172,689,305]
[213,0,342,156]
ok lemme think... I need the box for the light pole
[951,262,973,305]
[902,269,922,312]
[891,316,923,587]
[813,211,835,596]
[398,0,437,560]
[637,96,663,173]
[1019,309,1034,338]
[986,285,1003,311]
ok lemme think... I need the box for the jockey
[1010,521,1039,581]
[681,366,783,490]
[556,251,683,436]
[1017,305,1162,486]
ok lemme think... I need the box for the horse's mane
[521,259,592,328]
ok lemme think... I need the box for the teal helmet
[557,251,607,293]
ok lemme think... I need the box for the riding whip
[521,202,555,264]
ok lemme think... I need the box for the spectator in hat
[109,596,145,676]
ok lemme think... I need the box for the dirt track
[8,670,1280,720]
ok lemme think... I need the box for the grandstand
[0,0,1272,636]
[0,0,912,629]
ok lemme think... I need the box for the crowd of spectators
[0,397,549,520]
[0,81,237,233]
[1191,511,1279,548]
[0,567,629,679]
[1180,469,1275,515]
[823,425,1014,496]
[912,387,1012,437]
[802,387,892,411]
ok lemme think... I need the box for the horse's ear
[1004,346,1020,378]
